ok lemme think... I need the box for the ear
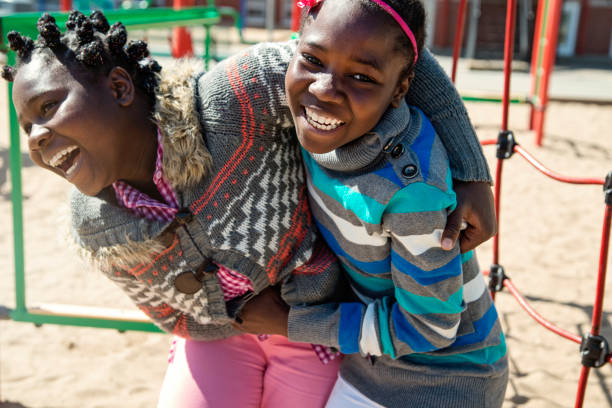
[390,71,413,108]
[107,66,134,107]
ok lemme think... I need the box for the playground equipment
[465,0,611,407]
[450,0,577,146]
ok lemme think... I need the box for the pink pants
[157,334,342,408]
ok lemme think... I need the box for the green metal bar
[461,95,530,104]
[9,310,163,333]
[7,51,26,315]
[204,24,211,70]
[0,8,221,42]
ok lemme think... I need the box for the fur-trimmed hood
[153,58,212,190]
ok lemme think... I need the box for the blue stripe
[303,151,385,224]
[339,303,364,354]
[385,182,456,213]
[409,109,435,181]
[404,334,507,366]
[315,219,390,274]
[372,163,404,188]
[452,304,499,347]
[391,304,437,352]
[395,286,464,315]
[392,252,462,285]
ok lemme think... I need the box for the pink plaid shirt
[113,129,338,364]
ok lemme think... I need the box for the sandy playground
[0,41,611,407]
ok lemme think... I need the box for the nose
[308,73,343,104]
[28,124,52,151]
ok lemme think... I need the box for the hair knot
[1,65,15,82]
[66,10,86,31]
[106,22,127,54]
[90,10,110,34]
[37,13,61,48]
[77,40,105,66]
[7,31,34,58]
[126,40,149,62]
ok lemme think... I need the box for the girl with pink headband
[236,0,508,406]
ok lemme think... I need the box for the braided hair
[1,10,161,108]
[303,0,426,80]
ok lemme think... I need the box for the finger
[459,225,480,253]
[441,207,464,250]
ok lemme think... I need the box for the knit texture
[289,101,507,406]
[70,43,342,341]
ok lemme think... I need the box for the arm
[406,49,491,184]
[287,184,464,357]
[407,50,496,251]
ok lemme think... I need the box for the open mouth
[49,145,80,177]
[304,107,345,131]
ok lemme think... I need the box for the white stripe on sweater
[390,229,443,256]
[463,273,487,304]
[307,177,388,246]
[359,303,382,356]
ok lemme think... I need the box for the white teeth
[49,145,78,168]
[305,107,344,130]
[65,160,79,177]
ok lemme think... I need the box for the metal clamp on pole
[488,264,507,293]
[496,130,516,159]
[580,333,610,368]
[604,171,612,206]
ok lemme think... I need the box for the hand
[442,181,497,253]
[232,286,290,337]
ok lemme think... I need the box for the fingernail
[442,238,453,250]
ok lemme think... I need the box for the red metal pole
[490,0,518,300]
[574,204,612,408]
[532,0,563,146]
[60,0,72,11]
[172,0,194,58]
[291,0,301,32]
[451,0,468,83]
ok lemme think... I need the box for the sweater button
[174,272,202,294]
[402,164,419,179]
[391,144,404,158]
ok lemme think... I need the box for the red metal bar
[529,0,545,130]
[501,0,517,132]
[504,278,582,343]
[60,0,72,11]
[450,0,468,83]
[291,0,301,32]
[514,145,606,185]
[575,204,612,407]
[532,0,563,146]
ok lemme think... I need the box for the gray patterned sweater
[69,41,490,341]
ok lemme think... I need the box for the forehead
[12,53,76,106]
[302,0,399,59]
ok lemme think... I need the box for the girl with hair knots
[235,0,509,407]
[3,4,502,408]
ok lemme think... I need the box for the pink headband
[297,0,418,64]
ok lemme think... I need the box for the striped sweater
[288,102,508,406]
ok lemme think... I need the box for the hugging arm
[406,49,496,251]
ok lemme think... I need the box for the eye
[41,100,58,116]
[352,73,375,83]
[23,123,32,135]
[301,53,323,67]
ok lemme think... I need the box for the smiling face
[285,0,411,154]
[12,52,151,196]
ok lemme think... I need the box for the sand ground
[1,27,611,408]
